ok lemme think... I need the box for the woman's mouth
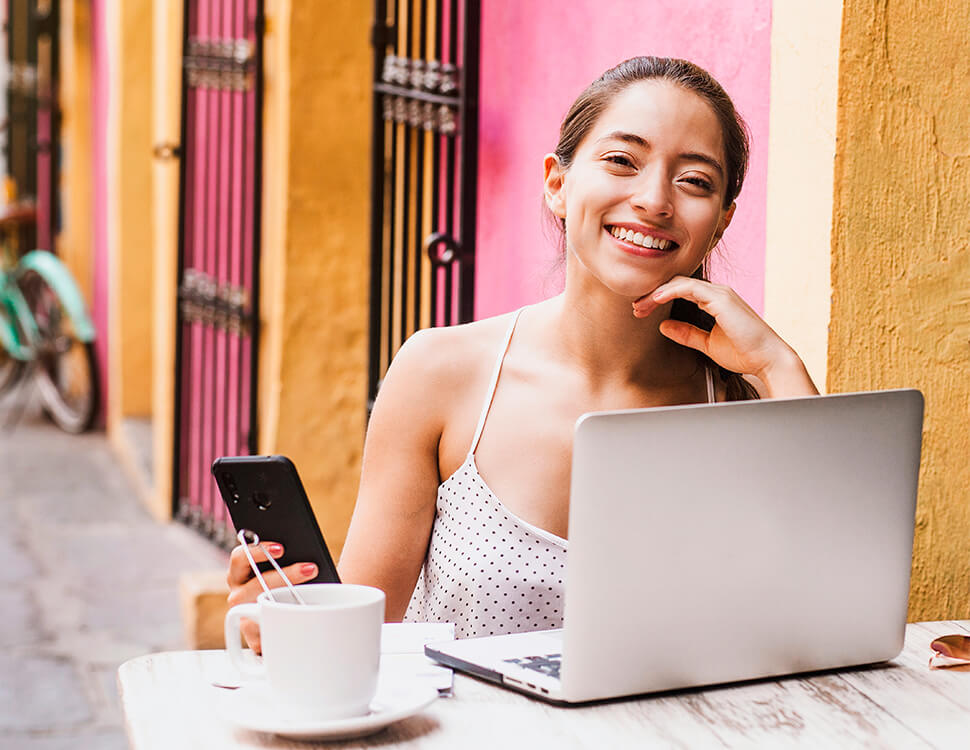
[605,225,679,254]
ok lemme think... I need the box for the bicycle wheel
[0,347,25,395]
[20,270,100,433]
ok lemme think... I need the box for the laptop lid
[560,389,923,702]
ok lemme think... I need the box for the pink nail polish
[300,563,317,576]
[267,544,283,556]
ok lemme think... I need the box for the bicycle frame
[0,249,96,361]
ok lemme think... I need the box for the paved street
[0,387,227,749]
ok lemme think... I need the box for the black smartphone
[211,455,340,584]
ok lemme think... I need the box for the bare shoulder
[371,312,519,426]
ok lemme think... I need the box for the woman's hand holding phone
[226,542,319,653]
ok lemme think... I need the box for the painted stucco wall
[105,0,154,426]
[58,1,95,307]
[258,0,371,557]
[475,0,772,319]
[830,0,970,620]
[763,1,842,390]
[148,0,182,518]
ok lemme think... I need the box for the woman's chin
[610,281,661,303]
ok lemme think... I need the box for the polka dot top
[403,308,716,639]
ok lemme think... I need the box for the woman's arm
[226,328,458,650]
[634,276,819,398]
[337,328,454,620]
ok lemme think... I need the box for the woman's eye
[604,154,635,168]
[681,176,714,192]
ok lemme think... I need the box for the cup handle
[224,603,265,679]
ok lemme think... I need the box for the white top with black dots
[403,308,716,639]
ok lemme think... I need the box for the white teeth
[609,226,673,251]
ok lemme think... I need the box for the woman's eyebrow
[596,130,649,148]
[596,131,724,176]
[680,151,724,177]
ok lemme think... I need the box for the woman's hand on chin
[632,276,819,398]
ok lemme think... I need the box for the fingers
[650,276,732,313]
[632,296,659,318]
[227,541,284,587]
[226,560,320,608]
[632,275,727,318]
[226,542,318,656]
[241,618,262,654]
[658,319,710,354]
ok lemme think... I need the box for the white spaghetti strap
[469,308,525,455]
[705,364,717,403]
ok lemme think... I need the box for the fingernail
[300,563,317,576]
[633,301,655,317]
[267,544,283,556]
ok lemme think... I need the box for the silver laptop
[425,389,924,704]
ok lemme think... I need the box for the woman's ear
[543,153,567,219]
[713,202,736,244]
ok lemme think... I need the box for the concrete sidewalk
[0,389,226,750]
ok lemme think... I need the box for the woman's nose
[630,171,673,218]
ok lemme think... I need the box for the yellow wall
[763,1,843,390]
[148,0,182,519]
[259,0,371,557]
[57,1,93,304]
[106,0,154,427]
[830,0,970,620]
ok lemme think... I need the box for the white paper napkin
[379,622,455,696]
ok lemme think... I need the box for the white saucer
[212,681,439,741]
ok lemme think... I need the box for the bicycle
[0,202,99,433]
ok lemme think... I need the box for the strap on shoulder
[469,308,525,455]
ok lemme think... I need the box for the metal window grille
[172,0,263,547]
[368,0,480,411]
[3,0,59,253]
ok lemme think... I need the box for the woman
[228,57,818,647]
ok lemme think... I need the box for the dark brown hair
[554,56,758,401]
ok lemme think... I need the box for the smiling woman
[226,56,819,645]
[545,57,759,401]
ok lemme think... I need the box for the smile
[605,225,677,252]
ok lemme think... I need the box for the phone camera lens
[253,492,271,511]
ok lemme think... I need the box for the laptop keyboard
[503,653,562,680]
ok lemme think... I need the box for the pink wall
[475,0,771,318]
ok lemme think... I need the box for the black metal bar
[383,0,398,383]
[46,0,60,251]
[428,0,442,327]
[4,2,11,186]
[203,0,223,534]
[172,0,193,518]
[222,0,235,495]
[442,137,456,325]
[398,0,414,350]
[214,0,231,531]
[441,0,459,326]
[237,0,252,458]
[367,0,389,409]
[248,0,264,456]
[457,0,479,323]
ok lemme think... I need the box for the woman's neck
[535,279,699,390]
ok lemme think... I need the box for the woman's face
[544,80,736,299]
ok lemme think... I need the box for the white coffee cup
[224,583,385,719]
